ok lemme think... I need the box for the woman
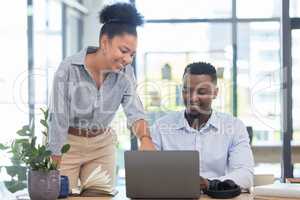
[48,3,155,192]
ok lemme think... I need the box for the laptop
[124,151,200,199]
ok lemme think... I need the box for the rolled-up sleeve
[47,63,70,155]
[150,121,163,150]
[218,119,254,189]
[121,66,146,128]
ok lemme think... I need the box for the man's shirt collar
[174,110,220,131]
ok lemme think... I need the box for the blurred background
[0,0,299,191]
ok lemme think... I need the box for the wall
[82,0,105,46]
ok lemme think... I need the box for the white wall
[82,0,131,47]
[82,0,106,46]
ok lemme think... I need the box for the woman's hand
[51,155,62,168]
[200,176,209,190]
[132,119,156,151]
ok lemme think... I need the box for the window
[136,0,231,19]
[292,30,300,144]
[237,22,281,145]
[0,1,28,147]
[66,8,82,56]
[135,0,292,179]
[33,0,63,142]
[137,23,232,113]
[0,0,28,179]
[237,0,280,18]
[290,0,300,17]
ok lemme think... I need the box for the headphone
[203,179,241,199]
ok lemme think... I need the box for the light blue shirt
[150,110,254,189]
[48,47,145,155]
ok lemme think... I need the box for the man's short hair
[183,62,217,84]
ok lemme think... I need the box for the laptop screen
[124,151,200,199]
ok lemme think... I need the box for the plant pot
[28,169,60,200]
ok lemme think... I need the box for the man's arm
[217,119,254,189]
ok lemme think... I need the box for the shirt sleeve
[217,119,254,189]
[121,66,146,128]
[47,63,70,155]
[150,121,163,150]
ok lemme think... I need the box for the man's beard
[185,108,212,128]
[186,105,212,117]
[185,109,202,119]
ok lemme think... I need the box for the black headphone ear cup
[217,181,226,190]
[222,179,236,190]
[209,179,221,190]
[205,179,242,199]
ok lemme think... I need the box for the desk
[64,186,253,200]
[67,195,251,200]
[67,195,252,200]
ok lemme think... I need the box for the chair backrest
[246,126,253,145]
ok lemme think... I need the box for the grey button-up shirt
[48,47,146,155]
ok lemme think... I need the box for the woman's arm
[48,63,70,166]
[121,66,156,150]
[131,119,156,150]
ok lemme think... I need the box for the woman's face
[100,33,137,71]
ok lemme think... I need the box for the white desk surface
[67,194,252,200]
[64,186,299,200]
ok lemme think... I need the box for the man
[150,62,254,190]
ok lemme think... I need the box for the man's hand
[51,155,62,168]
[200,176,209,190]
[139,137,156,151]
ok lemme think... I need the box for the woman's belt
[68,127,110,137]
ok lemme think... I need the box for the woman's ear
[100,35,109,53]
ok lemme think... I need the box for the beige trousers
[60,130,117,191]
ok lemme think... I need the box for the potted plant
[0,108,70,200]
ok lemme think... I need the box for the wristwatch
[139,135,152,141]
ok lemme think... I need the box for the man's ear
[213,87,219,99]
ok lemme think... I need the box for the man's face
[182,74,218,117]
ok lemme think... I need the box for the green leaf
[40,108,49,121]
[61,144,71,154]
[42,131,47,136]
[11,141,22,155]
[4,180,27,193]
[40,119,48,129]
[31,136,36,148]
[16,129,28,136]
[21,142,32,155]
[39,145,46,152]
[45,109,49,120]
[15,138,29,145]
[44,150,52,157]
[16,125,32,137]
[5,166,27,181]
[5,166,25,178]
[18,168,27,181]
[0,143,9,150]
[10,156,22,166]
